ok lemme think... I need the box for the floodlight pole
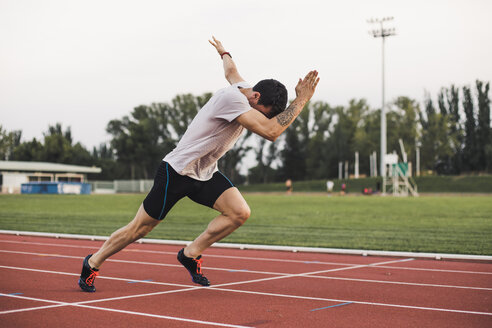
[368,17,396,184]
[381,34,386,179]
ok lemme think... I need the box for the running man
[78,37,319,291]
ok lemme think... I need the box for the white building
[0,161,101,194]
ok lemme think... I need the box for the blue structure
[21,182,91,195]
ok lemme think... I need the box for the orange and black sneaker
[78,254,99,292]
[177,248,210,286]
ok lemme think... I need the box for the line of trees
[1,80,490,182]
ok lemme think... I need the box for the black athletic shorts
[143,162,235,220]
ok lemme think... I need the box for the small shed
[0,161,101,194]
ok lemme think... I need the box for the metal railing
[89,180,153,194]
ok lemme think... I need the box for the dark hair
[252,79,288,118]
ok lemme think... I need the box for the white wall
[1,172,28,194]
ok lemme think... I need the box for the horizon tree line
[0,80,490,182]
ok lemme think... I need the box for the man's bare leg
[184,187,250,258]
[88,204,160,269]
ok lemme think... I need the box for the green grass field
[0,194,491,255]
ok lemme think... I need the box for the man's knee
[126,211,160,240]
[113,223,151,241]
[134,224,154,239]
[228,204,251,226]
[214,188,250,226]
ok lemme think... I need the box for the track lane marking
[0,264,195,289]
[1,258,414,309]
[1,259,412,294]
[210,258,415,288]
[2,239,491,275]
[375,264,492,275]
[302,274,492,291]
[0,239,364,267]
[76,304,253,328]
[0,249,296,276]
[0,293,252,328]
[2,273,492,317]
[2,250,490,290]
[207,288,492,316]
[310,302,353,311]
[1,261,492,317]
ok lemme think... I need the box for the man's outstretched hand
[295,70,320,101]
[209,36,226,55]
[209,36,319,100]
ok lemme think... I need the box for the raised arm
[236,71,320,142]
[209,36,244,85]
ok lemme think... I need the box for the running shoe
[78,254,99,292]
[177,248,210,286]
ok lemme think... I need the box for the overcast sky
[1,0,491,151]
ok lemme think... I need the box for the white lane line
[2,265,492,318]
[1,259,414,310]
[3,249,490,291]
[3,250,403,286]
[2,259,411,295]
[375,265,492,275]
[0,284,202,315]
[0,264,194,289]
[211,258,415,288]
[0,249,294,276]
[3,238,491,275]
[205,288,492,317]
[0,293,70,314]
[75,304,253,328]
[0,239,363,267]
[0,293,252,328]
[303,274,492,291]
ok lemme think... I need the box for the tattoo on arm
[276,102,300,126]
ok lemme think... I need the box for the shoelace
[193,257,203,275]
[85,270,99,285]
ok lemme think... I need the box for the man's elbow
[264,129,280,142]
[255,129,276,142]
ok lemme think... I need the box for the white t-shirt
[164,81,252,181]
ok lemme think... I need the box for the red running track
[0,234,491,327]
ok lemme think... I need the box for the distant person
[78,37,320,291]
[341,183,346,195]
[285,179,293,195]
[326,180,334,195]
